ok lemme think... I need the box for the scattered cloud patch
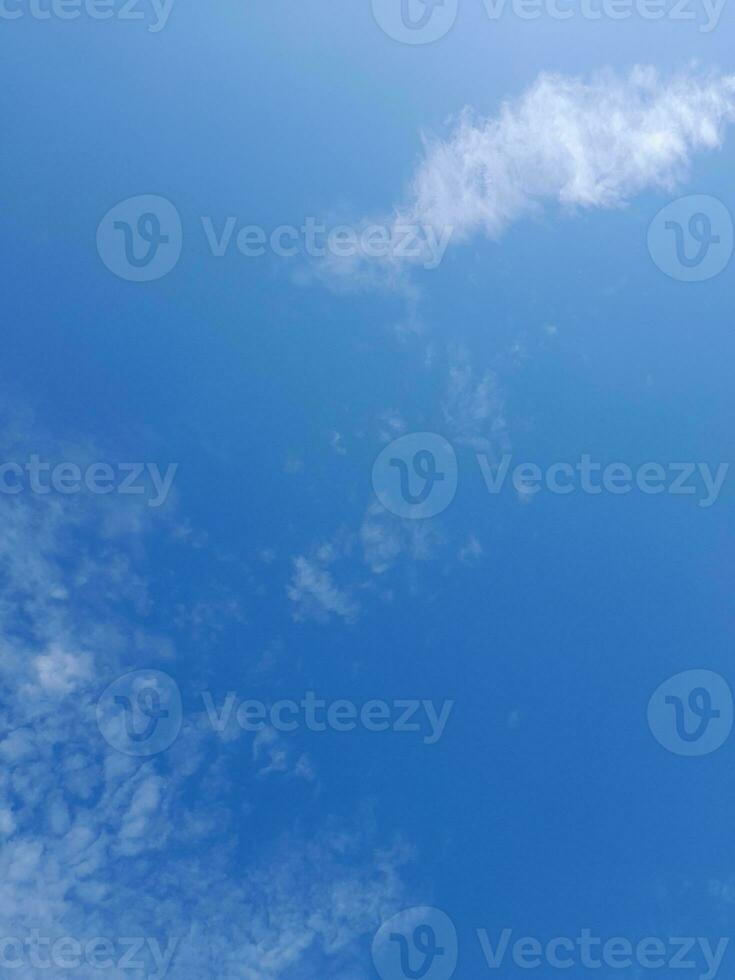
[287,553,360,624]
[442,347,509,454]
[458,535,483,564]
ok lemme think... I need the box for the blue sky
[1,3,735,979]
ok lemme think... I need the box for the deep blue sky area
[1,3,734,979]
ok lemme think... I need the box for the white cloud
[287,553,360,624]
[253,727,316,781]
[33,645,92,696]
[377,409,406,444]
[330,431,347,456]
[442,346,508,453]
[360,504,441,575]
[458,535,483,564]
[404,66,735,247]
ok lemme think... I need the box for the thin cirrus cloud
[405,66,735,245]
[318,66,735,284]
